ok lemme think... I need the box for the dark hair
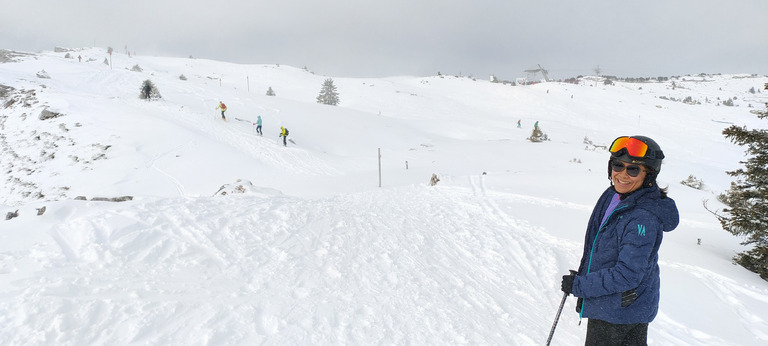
[642,167,670,198]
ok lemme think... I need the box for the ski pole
[546,270,577,346]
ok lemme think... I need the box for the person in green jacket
[216,101,227,121]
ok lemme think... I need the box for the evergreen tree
[266,86,276,96]
[316,78,340,106]
[139,79,161,100]
[527,124,549,142]
[717,102,768,280]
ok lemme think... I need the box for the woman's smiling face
[611,161,647,194]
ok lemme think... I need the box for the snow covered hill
[1,47,767,345]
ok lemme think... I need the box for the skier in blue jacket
[560,135,679,345]
[255,115,263,136]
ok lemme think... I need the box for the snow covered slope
[1,47,767,345]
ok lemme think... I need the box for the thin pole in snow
[546,270,577,345]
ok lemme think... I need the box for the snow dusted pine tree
[139,80,161,101]
[316,78,340,106]
[717,101,768,280]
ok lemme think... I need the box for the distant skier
[280,126,289,146]
[142,83,152,101]
[216,101,227,121]
[517,120,522,128]
[255,115,263,136]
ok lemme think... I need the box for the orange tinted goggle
[609,137,648,157]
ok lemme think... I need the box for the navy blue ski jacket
[572,185,679,324]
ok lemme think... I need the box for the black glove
[621,289,638,307]
[561,273,576,295]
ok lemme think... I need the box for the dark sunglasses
[610,161,646,177]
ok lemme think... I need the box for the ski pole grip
[569,270,577,276]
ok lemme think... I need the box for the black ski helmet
[608,136,665,187]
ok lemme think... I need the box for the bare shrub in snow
[680,174,704,190]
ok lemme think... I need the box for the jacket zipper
[578,205,628,323]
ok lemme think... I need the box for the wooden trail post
[378,148,382,187]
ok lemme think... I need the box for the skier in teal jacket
[561,135,679,345]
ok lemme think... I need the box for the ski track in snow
[659,261,768,343]
[145,140,194,196]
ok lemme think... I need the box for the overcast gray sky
[2,0,766,79]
